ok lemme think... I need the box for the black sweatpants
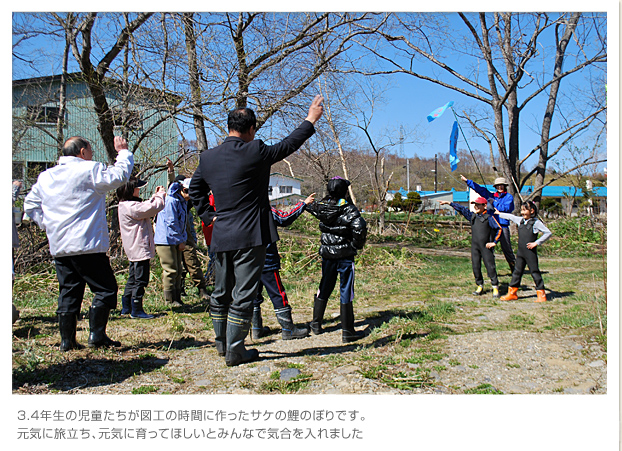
[54,253,118,315]
[122,259,150,301]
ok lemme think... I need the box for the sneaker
[492,286,500,298]
[472,286,484,296]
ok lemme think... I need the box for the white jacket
[24,149,134,257]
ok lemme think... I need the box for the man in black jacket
[189,95,324,366]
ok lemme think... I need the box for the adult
[461,175,516,272]
[166,159,210,301]
[24,136,133,351]
[189,95,324,366]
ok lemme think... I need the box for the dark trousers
[211,245,267,318]
[253,270,289,310]
[317,257,355,304]
[494,227,516,268]
[122,259,150,300]
[54,253,118,315]
[510,251,544,290]
[472,244,499,287]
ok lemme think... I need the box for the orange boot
[535,289,547,303]
[500,286,519,301]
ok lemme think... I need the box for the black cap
[136,179,148,188]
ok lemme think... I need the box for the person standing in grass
[496,201,552,303]
[461,175,516,273]
[439,197,502,298]
[117,177,166,319]
[155,178,190,308]
[24,136,133,351]
[251,193,315,341]
[305,177,367,343]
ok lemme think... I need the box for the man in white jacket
[24,136,133,351]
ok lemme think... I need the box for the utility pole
[433,154,438,192]
[407,159,410,192]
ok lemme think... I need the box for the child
[117,177,166,319]
[155,178,189,307]
[251,193,315,341]
[305,177,367,343]
[439,197,502,297]
[496,201,552,302]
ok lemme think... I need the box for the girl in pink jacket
[117,177,166,319]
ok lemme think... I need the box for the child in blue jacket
[252,193,315,341]
[440,197,502,297]
[155,179,189,307]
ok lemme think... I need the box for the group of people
[17,94,550,368]
[440,175,552,303]
[19,95,369,367]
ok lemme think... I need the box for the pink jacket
[118,192,165,261]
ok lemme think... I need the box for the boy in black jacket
[251,194,315,340]
[305,177,367,343]
[440,197,502,298]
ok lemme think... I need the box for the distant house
[269,172,304,206]
[12,73,180,193]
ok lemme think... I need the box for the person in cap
[439,196,502,297]
[305,177,368,343]
[189,95,324,366]
[117,176,167,319]
[461,175,516,273]
[24,135,133,351]
[166,160,210,302]
[154,177,191,307]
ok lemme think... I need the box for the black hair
[322,177,353,205]
[521,200,538,217]
[62,136,91,157]
[116,177,141,202]
[227,108,257,134]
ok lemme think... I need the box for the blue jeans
[317,257,355,304]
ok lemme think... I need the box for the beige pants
[156,244,183,291]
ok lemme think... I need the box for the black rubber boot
[251,307,270,340]
[120,295,131,315]
[87,307,121,348]
[225,313,259,367]
[59,312,82,351]
[310,295,328,335]
[130,298,154,319]
[340,302,364,343]
[211,310,227,356]
[276,307,309,340]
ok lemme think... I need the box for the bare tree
[353,12,606,205]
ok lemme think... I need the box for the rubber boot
[472,285,484,296]
[492,286,500,298]
[174,287,185,307]
[341,302,364,343]
[500,286,519,301]
[87,307,121,348]
[536,289,547,303]
[163,289,183,307]
[310,295,328,335]
[120,295,132,315]
[130,298,154,319]
[276,307,309,340]
[251,307,270,340]
[211,310,227,356]
[58,312,83,351]
[225,313,259,367]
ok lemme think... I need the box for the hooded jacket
[118,191,166,261]
[306,200,367,260]
[154,181,187,246]
[24,149,134,257]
